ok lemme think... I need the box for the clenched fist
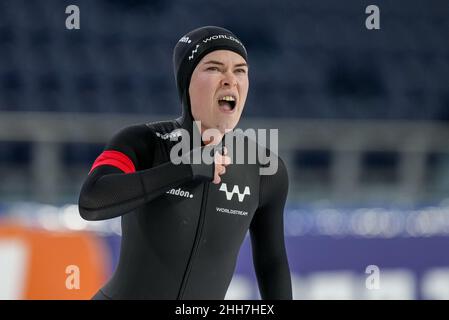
[213,146,231,184]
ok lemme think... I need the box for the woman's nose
[221,71,237,87]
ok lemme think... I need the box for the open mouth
[217,95,237,113]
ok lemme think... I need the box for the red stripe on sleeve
[89,150,136,174]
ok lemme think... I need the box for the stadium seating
[0,0,447,120]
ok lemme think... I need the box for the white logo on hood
[188,44,200,61]
[179,36,192,43]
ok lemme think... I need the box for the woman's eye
[235,69,247,74]
[207,67,219,71]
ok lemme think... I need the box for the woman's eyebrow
[203,60,224,66]
[203,60,248,68]
[234,63,248,68]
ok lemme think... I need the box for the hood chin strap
[175,89,204,149]
[175,89,235,154]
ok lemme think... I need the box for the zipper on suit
[177,182,209,299]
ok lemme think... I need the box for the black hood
[172,26,248,143]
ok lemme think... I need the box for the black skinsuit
[79,68,292,300]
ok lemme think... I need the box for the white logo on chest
[166,187,193,199]
[219,183,250,202]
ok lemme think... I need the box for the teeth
[220,95,236,102]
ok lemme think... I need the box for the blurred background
[0,0,448,299]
